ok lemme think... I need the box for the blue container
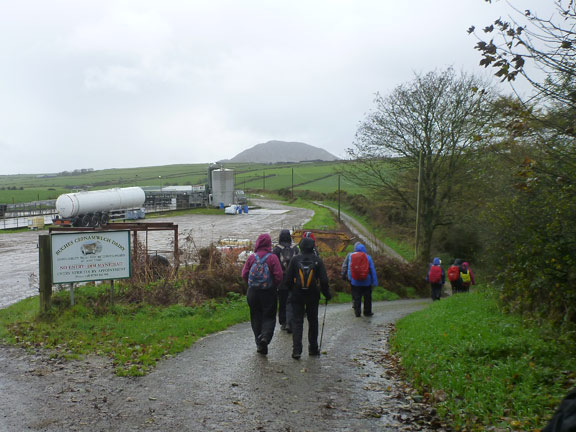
[243,205,249,214]
[219,202,224,209]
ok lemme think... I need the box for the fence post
[38,234,53,312]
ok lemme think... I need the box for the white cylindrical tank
[56,187,146,218]
[211,169,235,206]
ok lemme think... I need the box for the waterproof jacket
[460,262,475,285]
[285,237,331,300]
[242,233,283,288]
[273,230,299,270]
[345,243,378,287]
[426,257,446,284]
[273,229,299,287]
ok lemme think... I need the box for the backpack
[460,269,471,284]
[428,265,443,284]
[447,265,460,282]
[296,257,317,290]
[248,253,273,289]
[278,244,296,271]
[350,252,370,281]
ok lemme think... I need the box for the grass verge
[390,288,576,431]
[282,198,340,230]
[0,288,250,377]
[330,285,401,304]
[323,200,414,260]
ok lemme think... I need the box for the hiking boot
[364,312,374,317]
[280,324,287,331]
[291,351,301,360]
[285,326,292,334]
[309,348,321,356]
[354,311,361,317]
[256,338,268,355]
[257,343,268,355]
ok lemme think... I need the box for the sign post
[51,230,131,289]
[38,235,53,312]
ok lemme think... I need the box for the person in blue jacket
[426,257,445,301]
[343,242,378,317]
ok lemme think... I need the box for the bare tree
[469,0,576,108]
[344,68,492,261]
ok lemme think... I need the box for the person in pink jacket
[242,233,283,355]
[460,262,475,293]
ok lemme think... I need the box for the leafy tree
[467,2,576,327]
[343,68,492,262]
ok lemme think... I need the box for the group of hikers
[426,257,475,301]
[240,227,479,357]
[241,230,378,359]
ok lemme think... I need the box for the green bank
[390,288,576,431]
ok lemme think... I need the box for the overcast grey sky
[0,0,554,175]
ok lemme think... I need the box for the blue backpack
[248,253,273,289]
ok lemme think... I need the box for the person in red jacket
[426,257,445,301]
[241,233,283,355]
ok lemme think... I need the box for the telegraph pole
[291,167,294,198]
[338,175,341,222]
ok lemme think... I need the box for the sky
[0,0,556,175]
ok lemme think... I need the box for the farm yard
[0,199,313,309]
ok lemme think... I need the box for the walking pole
[319,298,328,353]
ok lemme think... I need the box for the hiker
[343,242,378,317]
[273,229,299,333]
[300,231,319,256]
[459,261,475,293]
[447,259,463,294]
[241,233,283,355]
[284,236,332,359]
[426,257,445,301]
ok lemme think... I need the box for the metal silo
[211,168,235,206]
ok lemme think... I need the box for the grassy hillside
[0,161,367,204]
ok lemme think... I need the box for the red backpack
[428,265,443,284]
[447,265,460,282]
[350,252,370,281]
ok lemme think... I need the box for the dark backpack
[248,253,273,289]
[350,252,370,281]
[428,265,443,284]
[542,388,576,432]
[296,257,318,290]
[447,265,460,282]
[278,244,296,271]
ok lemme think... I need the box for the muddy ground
[0,200,446,431]
[0,199,313,309]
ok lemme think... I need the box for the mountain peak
[221,140,339,163]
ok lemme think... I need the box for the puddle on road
[244,209,289,215]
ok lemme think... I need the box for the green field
[0,161,366,204]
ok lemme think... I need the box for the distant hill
[219,140,339,164]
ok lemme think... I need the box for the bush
[121,244,245,306]
[323,253,427,298]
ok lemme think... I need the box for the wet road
[0,300,433,432]
[0,199,312,309]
